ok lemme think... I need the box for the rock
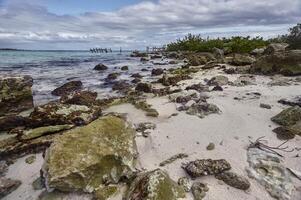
[112,81,132,93]
[246,148,293,200]
[32,177,44,190]
[159,153,189,167]
[212,85,223,91]
[215,171,250,190]
[278,97,301,107]
[191,182,209,200]
[264,43,289,55]
[159,74,192,86]
[0,115,27,132]
[135,122,156,137]
[43,116,137,192]
[251,48,266,56]
[251,50,301,76]
[0,161,8,175]
[0,75,33,116]
[51,81,83,96]
[135,82,152,93]
[131,73,143,79]
[183,159,231,178]
[260,103,272,109]
[206,143,215,150]
[28,102,101,128]
[185,83,209,92]
[186,102,221,118]
[0,177,22,198]
[169,60,177,64]
[169,91,199,104]
[185,53,215,66]
[94,63,108,71]
[150,54,163,59]
[224,68,237,74]
[232,75,256,86]
[140,57,149,62]
[207,75,228,86]
[271,106,301,126]
[20,124,74,140]
[151,68,164,76]
[106,73,119,81]
[273,126,296,140]
[212,47,224,62]
[125,169,185,200]
[178,177,191,192]
[130,51,148,57]
[229,54,255,66]
[94,185,118,200]
[25,155,36,164]
[131,78,141,84]
[60,91,98,106]
[132,100,159,117]
[38,190,92,200]
[121,66,129,71]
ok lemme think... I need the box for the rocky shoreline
[1,43,301,200]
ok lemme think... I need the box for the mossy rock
[125,169,185,200]
[271,106,301,126]
[43,116,137,193]
[94,185,118,200]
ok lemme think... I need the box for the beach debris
[0,177,22,198]
[25,155,36,164]
[159,153,189,167]
[43,116,137,192]
[32,177,44,190]
[191,182,209,200]
[215,171,250,190]
[51,81,82,96]
[93,63,108,71]
[182,159,231,178]
[178,177,191,192]
[206,142,215,150]
[248,136,294,157]
[125,169,185,200]
[0,75,34,116]
[135,82,153,93]
[260,103,272,109]
[246,148,294,200]
[135,122,156,137]
[271,106,301,126]
[207,75,229,86]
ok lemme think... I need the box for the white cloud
[0,0,300,49]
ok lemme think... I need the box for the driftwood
[248,136,294,157]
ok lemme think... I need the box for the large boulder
[60,91,98,106]
[159,74,192,86]
[0,75,33,116]
[271,106,301,126]
[27,102,101,128]
[263,43,289,55]
[125,169,185,200]
[207,75,229,86]
[135,83,152,93]
[0,115,27,132]
[250,50,301,76]
[151,68,164,76]
[51,81,83,96]
[228,54,256,66]
[43,116,137,192]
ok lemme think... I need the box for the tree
[287,23,301,49]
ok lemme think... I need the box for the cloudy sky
[0,0,300,50]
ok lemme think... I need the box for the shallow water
[0,50,178,105]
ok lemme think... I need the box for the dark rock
[278,97,301,107]
[228,54,255,66]
[0,161,8,175]
[121,66,129,71]
[32,177,44,190]
[260,103,272,109]
[224,68,237,74]
[0,177,21,198]
[212,85,223,91]
[131,73,143,79]
[112,81,131,93]
[60,91,98,106]
[151,68,164,76]
[135,83,152,93]
[130,51,148,57]
[0,76,33,116]
[140,57,149,62]
[169,60,177,64]
[206,143,215,150]
[215,171,250,190]
[150,54,162,59]
[191,182,209,200]
[186,83,209,92]
[106,73,119,81]
[183,159,231,178]
[93,63,108,71]
[207,76,229,86]
[271,106,301,126]
[159,74,192,86]
[51,81,82,96]
[131,78,141,84]
[273,126,296,140]
[0,115,27,132]
[141,68,148,72]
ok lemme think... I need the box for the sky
[0,0,300,50]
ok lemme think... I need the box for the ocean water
[0,50,178,105]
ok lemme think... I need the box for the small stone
[0,177,21,198]
[25,155,36,164]
[260,103,272,109]
[121,66,129,71]
[191,182,209,200]
[206,143,215,150]
[215,171,250,190]
[94,63,108,71]
[32,177,44,190]
[178,177,191,192]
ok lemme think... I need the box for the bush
[166,34,268,53]
[287,23,301,49]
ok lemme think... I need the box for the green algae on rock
[43,116,137,193]
[132,100,159,118]
[125,169,185,200]
[25,155,36,164]
[271,106,301,126]
[94,185,118,200]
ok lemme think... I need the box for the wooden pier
[90,48,113,53]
